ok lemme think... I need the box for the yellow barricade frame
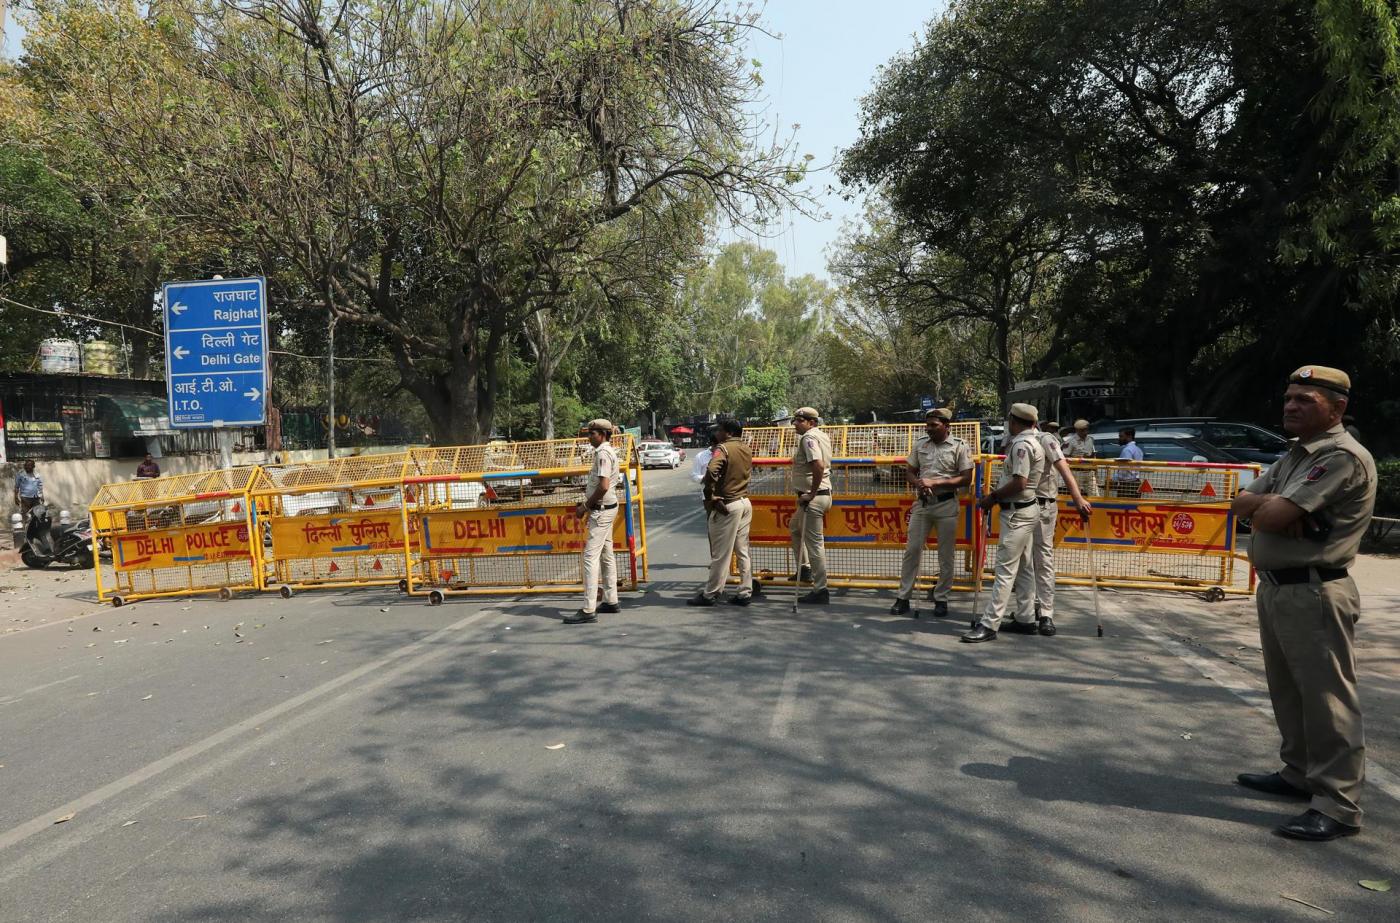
[90,466,262,606]
[399,435,648,602]
[743,422,982,462]
[249,452,411,596]
[979,455,1261,597]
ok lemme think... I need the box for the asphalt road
[0,467,1396,922]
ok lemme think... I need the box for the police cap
[925,407,953,422]
[1289,365,1350,397]
[794,407,821,422]
[1008,403,1038,425]
[587,418,614,435]
[1073,419,1090,431]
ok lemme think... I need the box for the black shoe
[792,565,813,583]
[727,595,752,607]
[1004,620,1038,635]
[932,601,949,618]
[563,610,597,624]
[686,593,716,607]
[1274,809,1360,841]
[598,602,621,614]
[1038,617,1056,637]
[798,588,829,605]
[961,625,997,643]
[1237,771,1311,800]
[751,579,764,597]
[889,598,911,616]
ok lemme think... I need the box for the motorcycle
[20,503,95,570]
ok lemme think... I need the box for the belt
[1258,566,1348,586]
[797,489,832,496]
[1036,497,1057,505]
[998,499,1037,510]
[714,496,747,504]
[926,491,955,503]
[591,502,618,510]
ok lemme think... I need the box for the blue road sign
[920,395,934,411]
[162,277,268,428]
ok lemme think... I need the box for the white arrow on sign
[170,301,188,315]
[244,387,262,401]
[172,346,190,360]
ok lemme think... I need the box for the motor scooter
[19,503,95,569]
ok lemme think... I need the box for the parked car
[1088,431,1258,492]
[1113,417,1287,465]
[639,441,682,469]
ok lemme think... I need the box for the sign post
[162,277,268,459]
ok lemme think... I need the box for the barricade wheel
[1205,587,1226,603]
[397,579,408,593]
[111,595,127,608]
[218,587,233,601]
[428,589,445,607]
[279,585,294,600]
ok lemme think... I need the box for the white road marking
[1106,594,1400,805]
[769,662,802,739]
[0,606,503,869]
[0,673,81,705]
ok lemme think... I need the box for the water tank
[82,340,122,376]
[37,339,81,374]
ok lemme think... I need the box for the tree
[20,0,805,444]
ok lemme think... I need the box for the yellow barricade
[743,422,981,461]
[741,422,985,591]
[980,456,1261,597]
[399,436,648,603]
[90,467,262,606]
[249,452,410,597]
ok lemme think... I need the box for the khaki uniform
[897,434,974,602]
[581,442,620,613]
[1014,429,1065,621]
[790,427,834,590]
[1062,433,1095,458]
[702,437,754,600]
[979,431,1044,631]
[1245,424,1376,826]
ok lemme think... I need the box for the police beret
[1008,403,1038,424]
[794,407,821,422]
[926,407,953,421]
[1289,365,1350,397]
[587,418,614,434]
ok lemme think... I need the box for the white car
[639,441,682,469]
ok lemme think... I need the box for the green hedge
[1378,460,1400,518]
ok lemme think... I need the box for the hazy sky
[1,2,945,280]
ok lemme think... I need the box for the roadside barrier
[90,467,261,606]
[250,452,410,597]
[399,436,648,604]
[981,456,1261,598]
[740,422,985,591]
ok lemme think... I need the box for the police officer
[564,420,621,625]
[1062,420,1095,458]
[890,408,973,618]
[790,407,833,605]
[690,418,754,607]
[1232,366,1376,841]
[963,403,1044,643]
[1014,421,1092,636]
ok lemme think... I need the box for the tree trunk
[536,356,556,440]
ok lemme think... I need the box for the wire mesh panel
[743,458,983,592]
[400,436,647,600]
[89,466,262,605]
[743,422,981,460]
[250,452,410,595]
[979,457,1259,596]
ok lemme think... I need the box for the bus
[1005,376,1131,428]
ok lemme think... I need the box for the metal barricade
[741,422,984,591]
[743,422,981,461]
[250,452,410,597]
[399,436,647,603]
[980,456,1261,598]
[90,467,262,606]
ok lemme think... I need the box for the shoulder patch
[1306,464,1328,482]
